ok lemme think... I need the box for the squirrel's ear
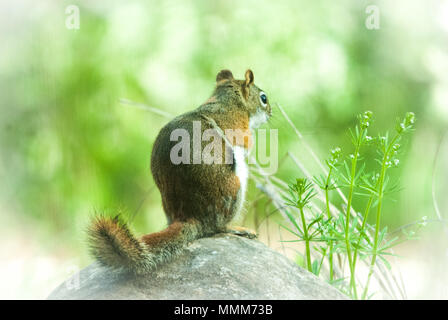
[244,69,254,87]
[242,69,254,99]
[216,69,234,82]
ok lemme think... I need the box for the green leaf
[311,260,320,276]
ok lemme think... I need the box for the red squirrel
[88,69,272,274]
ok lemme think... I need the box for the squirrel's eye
[259,92,268,107]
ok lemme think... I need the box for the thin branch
[119,98,175,118]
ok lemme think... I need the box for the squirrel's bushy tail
[87,216,204,274]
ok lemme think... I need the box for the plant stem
[318,249,327,275]
[362,134,400,299]
[325,167,334,281]
[299,206,312,272]
[352,194,374,276]
[345,128,366,299]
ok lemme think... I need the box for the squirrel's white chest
[233,146,248,197]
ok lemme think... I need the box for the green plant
[279,111,425,299]
[283,178,318,272]
[313,147,341,282]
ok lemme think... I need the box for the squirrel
[87,69,272,274]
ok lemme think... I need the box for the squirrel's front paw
[226,226,257,239]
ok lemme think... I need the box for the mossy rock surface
[48,234,348,300]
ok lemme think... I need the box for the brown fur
[88,69,272,274]
[140,221,183,247]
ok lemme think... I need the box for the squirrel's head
[215,69,272,129]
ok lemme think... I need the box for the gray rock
[48,234,348,300]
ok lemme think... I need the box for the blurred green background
[1,0,448,299]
